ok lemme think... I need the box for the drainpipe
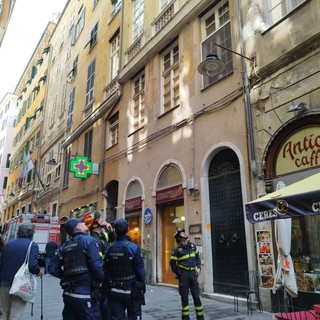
[237,0,258,198]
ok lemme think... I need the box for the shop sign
[70,155,93,179]
[125,196,142,211]
[276,127,320,175]
[156,184,184,204]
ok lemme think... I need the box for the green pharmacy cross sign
[70,155,93,179]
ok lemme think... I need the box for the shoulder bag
[9,241,38,302]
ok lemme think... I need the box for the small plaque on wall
[189,224,201,234]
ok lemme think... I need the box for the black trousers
[178,270,204,320]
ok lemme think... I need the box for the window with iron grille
[161,42,180,114]
[84,129,93,160]
[133,0,144,41]
[108,113,119,148]
[85,60,96,107]
[67,88,75,128]
[200,0,232,88]
[110,32,120,80]
[132,72,145,131]
[264,0,307,27]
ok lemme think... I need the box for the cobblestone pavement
[22,275,274,319]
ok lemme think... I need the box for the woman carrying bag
[0,223,43,319]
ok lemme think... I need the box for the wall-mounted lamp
[198,42,256,77]
[47,159,57,166]
[172,217,183,224]
[288,102,309,115]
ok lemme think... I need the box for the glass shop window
[291,216,320,292]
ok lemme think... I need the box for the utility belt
[60,279,92,292]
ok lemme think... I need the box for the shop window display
[291,216,320,293]
[126,215,142,246]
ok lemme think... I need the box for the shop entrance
[161,204,184,284]
[209,149,248,295]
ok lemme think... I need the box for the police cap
[114,218,128,236]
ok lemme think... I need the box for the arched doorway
[156,164,184,284]
[209,148,248,295]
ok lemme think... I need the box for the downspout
[237,0,257,198]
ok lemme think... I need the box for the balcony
[124,32,146,65]
[151,0,178,37]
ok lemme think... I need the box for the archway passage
[209,148,248,295]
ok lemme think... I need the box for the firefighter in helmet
[83,211,115,259]
[170,228,204,320]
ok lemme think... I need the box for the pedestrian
[48,218,104,320]
[104,218,146,320]
[0,223,43,320]
[45,240,58,275]
[170,228,204,320]
[83,211,115,259]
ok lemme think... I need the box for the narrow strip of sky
[0,0,67,101]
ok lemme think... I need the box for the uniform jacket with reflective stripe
[170,241,201,275]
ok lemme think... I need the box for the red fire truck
[2,213,60,253]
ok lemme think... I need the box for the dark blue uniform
[104,235,146,320]
[48,232,104,320]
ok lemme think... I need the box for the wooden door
[161,205,182,284]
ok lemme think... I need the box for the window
[2,177,7,189]
[111,0,121,15]
[67,88,75,128]
[108,113,119,148]
[264,0,307,27]
[49,95,57,127]
[6,154,10,168]
[132,72,145,131]
[160,0,170,11]
[52,203,58,217]
[133,0,144,41]
[84,129,93,160]
[63,148,71,188]
[161,42,180,113]
[110,32,120,81]
[76,7,86,39]
[85,60,96,107]
[200,0,232,88]
[89,22,98,49]
[35,131,40,147]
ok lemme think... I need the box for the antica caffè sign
[276,126,320,175]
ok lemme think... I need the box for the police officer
[48,218,104,320]
[170,228,204,320]
[83,211,115,259]
[104,218,146,320]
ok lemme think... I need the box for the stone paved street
[22,275,274,319]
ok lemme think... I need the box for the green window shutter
[3,177,7,189]
[31,66,37,79]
